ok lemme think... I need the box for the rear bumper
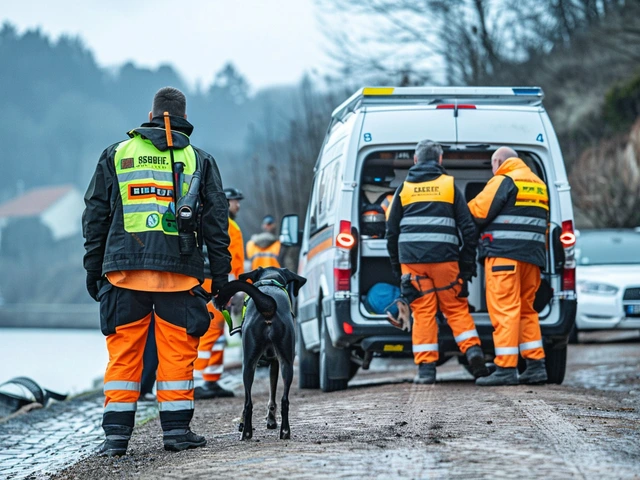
[327,298,577,353]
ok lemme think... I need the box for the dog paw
[279,429,290,440]
[241,430,253,441]
[266,418,278,430]
[238,422,244,432]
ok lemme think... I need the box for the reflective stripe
[197,350,211,359]
[494,346,519,356]
[157,380,194,391]
[103,381,140,392]
[489,231,545,243]
[122,203,162,214]
[493,215,547,228]
[454,329,479,343]
[117,170,174,183]
[251,253,279,260]
[412,343,439,353]
[204,365,224,374]
[400,216,456,227]
[398,233,459,245]
[104,402,137,413]
[158,400,194,412]
[211,344,225,352]
[519,340,543,351]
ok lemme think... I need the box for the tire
[567,324,579,344]
[348,361,360,381]
[297,320,320,389]
[544,344,567,385]
[319,314,349,392]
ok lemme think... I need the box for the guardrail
[0,304,99,329]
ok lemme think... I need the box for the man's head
[491,146,519,174]
[150,87,187,121]
[224,187,244,219]
[262,215,276,234]
[414,140,443,165]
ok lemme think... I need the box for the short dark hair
[152,87,186,118]
[415,140,443,163]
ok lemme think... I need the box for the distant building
[0,185,84,254]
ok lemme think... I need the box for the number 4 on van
[536,133,544,142]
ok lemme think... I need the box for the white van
[280,87,577,392]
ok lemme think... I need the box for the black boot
[194,381,234,399]
[475,366,518,386]
[465,345,490,378]
[163,429,207,452]
[98,425,132,457]
[414,362,436,384]
[519,359,548,385]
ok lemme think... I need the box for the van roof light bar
[331,86,545,123]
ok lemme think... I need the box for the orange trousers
[402,262,481,364]
[194,303,226,382]
[485,257,545,368]
[104,313,198,421]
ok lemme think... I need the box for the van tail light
[561,220,576,291]
[334,221,353,291]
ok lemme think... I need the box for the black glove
[86,272,102,302]
[458,261,477,282]
[191,284,212,302]
[210,275,228,298]
[457,279,469,298]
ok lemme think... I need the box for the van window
[310,158,342,234]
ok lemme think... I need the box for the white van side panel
[360,108,456,146]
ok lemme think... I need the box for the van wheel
[297,320,319,389]
[319,315,349,392]
[544,344,567,385]
[567,324,579,344]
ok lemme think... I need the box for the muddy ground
[55,334,640,479]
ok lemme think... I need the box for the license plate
[624,304,640,316]
[383,344,404,352]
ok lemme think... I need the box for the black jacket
[386,162,477,274]
[82,116,231,283]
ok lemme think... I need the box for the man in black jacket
[83,87,231,456]
[386,140,488,384]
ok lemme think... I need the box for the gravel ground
[51,338,640,480]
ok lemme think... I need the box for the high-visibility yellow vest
[114,134,197,235]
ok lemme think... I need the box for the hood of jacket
[128,115,194,151]
[405,161,447,183]
[495,157,529,176]
[250,232,279,248]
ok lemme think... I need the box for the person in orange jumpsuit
[246,215,281,269]
[83,87,230,456]
[386,140,489,384]
[468,146,549,386]
[194,187,245,399]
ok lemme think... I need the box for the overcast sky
[1,0,328,91]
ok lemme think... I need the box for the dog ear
[239,268,263,284]
[280,268,307,297]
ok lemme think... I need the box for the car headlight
[577,281,619,295]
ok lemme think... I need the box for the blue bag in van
[364,283,401,315]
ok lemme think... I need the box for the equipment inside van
[282,86,577,392]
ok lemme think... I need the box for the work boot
[475,366,518,386]
[163,429,207,452]
[518,359,548,385]
[98,437,129,457]
[194,381,234,399]
[414,362,436,384]
[465,345,490,379]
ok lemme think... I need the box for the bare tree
[570,118,640,228]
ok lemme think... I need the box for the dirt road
[56,336,640,479]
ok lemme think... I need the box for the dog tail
[215,280,277,319]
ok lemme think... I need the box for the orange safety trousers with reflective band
[194,303,226,382]
[485,257,545,368]
[103,313,198,417]
[401,262,481,364]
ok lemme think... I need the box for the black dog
[215,267,306,440]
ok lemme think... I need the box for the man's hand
[458,261,477,282]
[86,272,102,302]
[210,274,228,298]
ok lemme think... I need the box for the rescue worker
[246,215,281,269]
[193,187,245,399]
[386,140,489,384]
[468,146,549,386]
[83,87,231,456]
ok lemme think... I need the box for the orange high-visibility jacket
[228,218,245,279]
[246,233,281,270]
[467,157,549,268]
